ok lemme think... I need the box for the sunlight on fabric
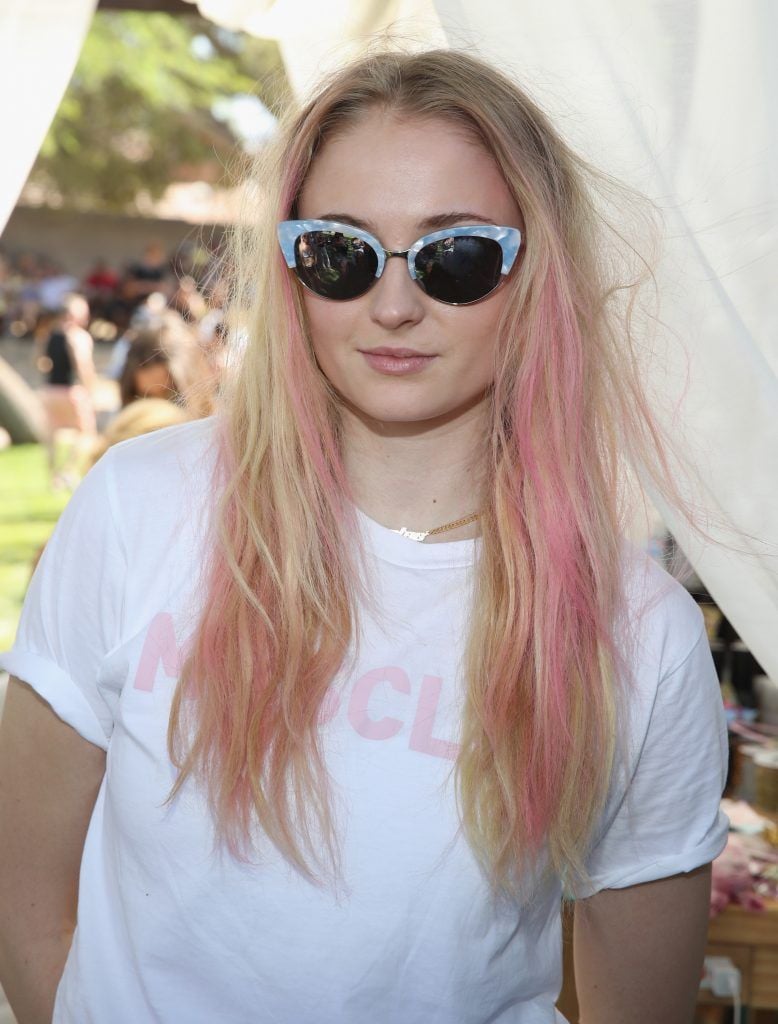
[182,0,446,97]
[187,0,778,679]
[431,0,778,680]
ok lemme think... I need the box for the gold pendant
[395,526,429,542]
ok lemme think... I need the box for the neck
[340,400,489,542]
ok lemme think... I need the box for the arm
[573,863,712,1024]
[0,676,105,1024]
[65,327,97,393]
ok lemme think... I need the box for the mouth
[358,347,437,376]
[359,346,433,357]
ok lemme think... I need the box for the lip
[361,347,432,357]
[359,347,437,376]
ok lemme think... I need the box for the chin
[340,393,485,430]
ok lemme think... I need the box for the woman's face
[134,361,173,400]
[296,110,522,431]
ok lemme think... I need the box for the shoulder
[618,539,706,681]
[95,416,220,543]
[105,415,219,481]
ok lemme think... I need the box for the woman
[37,294,97,487]
[118,311,216,418]
[0,50,729,1023]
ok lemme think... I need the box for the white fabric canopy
[194,0,777,680]
[0,0,97,236]
[183,0,446,96]
[3,0,775,680]
[431,0,778,682]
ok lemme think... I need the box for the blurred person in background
[82,257,120,323]
[9,252,46,338]
[37,260,80,316]
[118,312,216,418]
[168,273,208,324]
[37,293,97,488]
[108,242,173,332]
[122,240,172,306]
[103,291,168,382]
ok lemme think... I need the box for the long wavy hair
[167,49,715,899]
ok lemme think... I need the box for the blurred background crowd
[0,236,228,487]
[0,238,226,342]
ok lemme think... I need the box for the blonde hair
[169,49,722,898]
[89,398,191,466]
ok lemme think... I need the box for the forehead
[297,111,520,237]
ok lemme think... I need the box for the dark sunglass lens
[414,236,503,304]
[293,231,377,300]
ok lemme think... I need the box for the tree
[27,12,289,211]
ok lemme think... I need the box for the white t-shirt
[1,418,730,1024]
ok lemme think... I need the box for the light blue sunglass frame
[277,219,522,305]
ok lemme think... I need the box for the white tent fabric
[431,0,778,682]
[187,0,777,680]
[0,0,97,237]
[2,0,775,680]
[183,0,446,96]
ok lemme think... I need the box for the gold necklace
[390,511,481,543]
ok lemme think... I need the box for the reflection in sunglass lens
[293,231,377,300]
[414,236,503,304]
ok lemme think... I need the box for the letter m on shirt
[132,612,184,693]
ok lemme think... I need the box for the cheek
[452,301,504,370]
[303,296,351,363]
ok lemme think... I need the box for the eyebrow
[316,211,496,234]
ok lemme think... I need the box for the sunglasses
[277,219,522,306]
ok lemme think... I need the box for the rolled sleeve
[579,622,730,897]
[1,649,109,750]
[0,449,126,746]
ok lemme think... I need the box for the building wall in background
[0,205,225,277]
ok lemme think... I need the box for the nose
[368,254,425,331]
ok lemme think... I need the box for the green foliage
[0,445,70,652]
[29,12,289,211]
